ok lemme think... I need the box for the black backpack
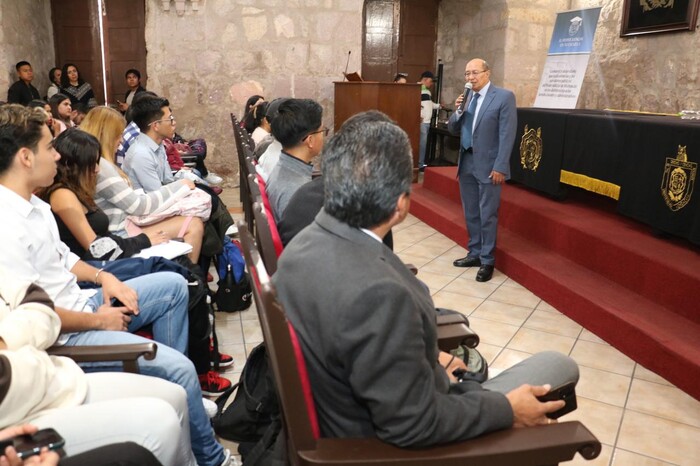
[213,343,286,464]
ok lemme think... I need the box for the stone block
[243,15,268,42]
[274,14,295,38]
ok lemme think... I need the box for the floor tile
[401,241,453,260]
[431,290,484,315]
[578,328,609,345]
[470,300,534,326]
[217,343,248,373]
[396,252,433,269]
[489,348,533,373]
[560,396,624,446]
[576,366,632,408]
[215,319,245,345]
[507,327,577,355]
[500,277,527,290]
[413,270,456,295]
[523,310,583,338]
[489,284,541,308]
[441,275,500,299]
[420,256,469,278]
[467,316,520,347]
[570,340,636,377]
[241,320,263,344]
[616,410,700,465]
[633,364,673,387]
[626,378,700,428]
[535,299,563,314]
[612,448,678,466]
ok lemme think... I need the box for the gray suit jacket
[448,84,517,182]
[272,210,513,447]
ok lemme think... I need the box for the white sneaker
[202,397,218,419]
[220,448,239,466]
[205,173,224,185]
[225,224,238,236]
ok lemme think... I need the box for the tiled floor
[214,190,700,465]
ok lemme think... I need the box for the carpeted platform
[411,166,700,400]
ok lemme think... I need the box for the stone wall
[0,0,55,102]
[145,0,364,176]
[437,0,700,113]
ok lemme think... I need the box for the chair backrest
[255,176,284,258]
[238,222,319,454]
[252,201,281,275]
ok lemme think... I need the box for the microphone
[458,82,473,112]
[343,51,351,81]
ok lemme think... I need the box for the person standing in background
[448,58,517,283]
[419,70,441,170]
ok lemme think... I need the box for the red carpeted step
[416,167,700,322]
[411,166,700,400]
[497,228,700,401]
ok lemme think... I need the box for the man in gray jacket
[273,112,578,446]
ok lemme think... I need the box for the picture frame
[620,0,700,37]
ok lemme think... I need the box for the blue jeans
[419,122,430,167]
[65,272,225,466]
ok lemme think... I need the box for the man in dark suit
[448,58,517,282]
[273,112,577,447]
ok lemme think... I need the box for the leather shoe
[453,256,481,268]
[475,265,494,282]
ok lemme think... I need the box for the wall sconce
[160,0,201,15]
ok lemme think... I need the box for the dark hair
[49,67,61,84]
[130,96,170,132]
[60,63,84,88]
[45,128,101,208]
[0,104,47,175]
[49,93,71,122]
[15,61,31,71]
[28,99,48,109]
[270,99,323,149]
[125,68,141,79]
[322,112,412,229]
[245,101,269,132]
[393,73,408,82]
[242,95,264,131]
[125,91,158,123]
[72,103,89,115]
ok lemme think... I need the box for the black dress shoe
[475,265,494,282]
[453,256,481,268]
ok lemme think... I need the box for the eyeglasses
[150,115,176,126]
[464,70,487,77]
[304,127,329,140]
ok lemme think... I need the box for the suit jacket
[448,84,517,182]
[272,210,512,447]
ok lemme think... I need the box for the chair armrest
[437,322,479,351]
[299,421,601,466]
[48,343,157,374]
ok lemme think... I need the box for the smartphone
[536,382,577,419]
[0,428,65,459]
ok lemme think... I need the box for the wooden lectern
[334,82,421,179]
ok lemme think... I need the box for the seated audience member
[48,93,73,134]
[0,104,232,466]
[81,106,204,262]
[39,129,166,260]
[60,63,97,109]
[6,61,41,106]
[28,99,61,136]
[241,94,264,133]
[115,91,157,165]
[249,101,271,145]
[393,72,408,83]
[0,270,195,465]
[46,67,61,99]
[117,68,146,113]
[272,111,578,446]
[254,98,286,177]
[70,102,88,127]
[266,98,325,222]
[122,96,179,191]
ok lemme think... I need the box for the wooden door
[361,0,439,83]
[51,0,103,103]
[51,0,146,106]
[397,0,439,82]
[103,0,147,105]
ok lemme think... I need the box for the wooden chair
[251,201,283,275]
[48,342,157,374]
[237,223,601,466]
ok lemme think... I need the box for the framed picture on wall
[621,0,700,36]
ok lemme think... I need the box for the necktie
[461,93,480,150]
